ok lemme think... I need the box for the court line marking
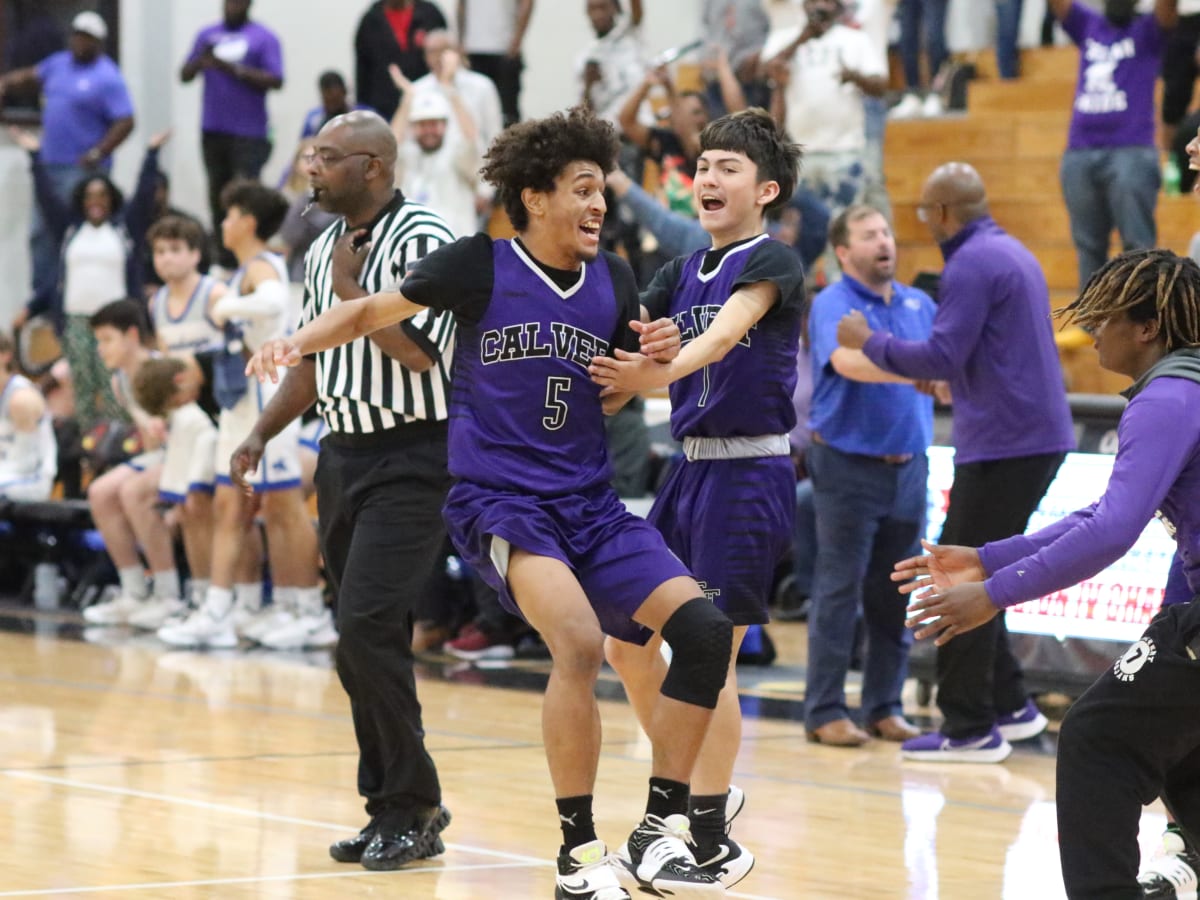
[2,771,782,899]
[0,862,540,897]
[2,770,547,865]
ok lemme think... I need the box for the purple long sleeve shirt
[862,217,1075,464]
[980,361,1200,608]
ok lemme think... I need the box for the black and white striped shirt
[301,192,456,434]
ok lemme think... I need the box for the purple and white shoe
[901,727,1012,763]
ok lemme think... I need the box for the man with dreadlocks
[891,246,1200,899]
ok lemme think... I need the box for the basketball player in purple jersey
[588,108,805,888]
[247,107,730,900]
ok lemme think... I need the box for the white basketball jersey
[226,252,291,352]
[0,374,56,497]
[153,275,224,356]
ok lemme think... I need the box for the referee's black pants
[1057,599,1200,899]
[315,423,451,818]
[935,452,1065,738]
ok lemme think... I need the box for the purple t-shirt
[1062,2,1162,150]
[400,233,642,496]
[981,373,1200,607]
[187,21,283,138]
[641,235,806,440]
[863,217,1076,465]
[37,51,133,167]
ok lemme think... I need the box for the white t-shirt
[63,222,126,316]
[576,14,648,125]
[0,373,56,501]
[398,134,480,240]
[461,0,517,55]
[780,23,886,154]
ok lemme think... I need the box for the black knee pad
[660,597,733,710]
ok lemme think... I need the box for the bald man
[836,162,1076,762]
[231,110,458,868]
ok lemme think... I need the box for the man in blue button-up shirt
[803,203,935,747]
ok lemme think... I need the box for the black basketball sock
[556,794,597,851]
[646,777,689,820]
[689,793,727,850]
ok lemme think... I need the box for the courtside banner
[925,446,1175,642]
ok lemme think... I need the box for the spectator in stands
[80,299,186,629]
[0,329,56,501]
[10,127,168,434]
[277,142,339,283]
[849,0,899,217]
[701,0,771,112]
[838,162,1075,762]
[391,62,482,240]
[458,0,534,127]
[180,0,284,258]
[301,71,363,140]
[995,0,1025,79]
[578,0,647,126]
[804,205,932,747]
[1051,0,1178,291]
[407,29,504,153]
[0,12,134,303]
[355,0,448,120]
[768,0,887,235]
[1160,1,1200,154]
[618,66,712,217]
[892,0,949,119]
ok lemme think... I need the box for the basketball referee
[230,110,455,870]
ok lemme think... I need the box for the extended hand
[589,347,671,394]
[836,309,872,349]
[387,63,412,93]
[8,126,40,153]
[892,539,985,596]
[148,128,173,151]
[246,338,302,384]
[905,582,1000,646]
[634,318,681,361]
[230,432,266,496]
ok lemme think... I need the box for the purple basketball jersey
[663,236,803,439]
[447,239,623,495]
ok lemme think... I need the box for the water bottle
[1164,155,1182,197]
[33,563,61,610]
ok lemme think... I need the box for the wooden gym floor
[0,609,1172,898]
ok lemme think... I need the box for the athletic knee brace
[660,597,733,709]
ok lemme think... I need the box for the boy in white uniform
[159,181,323,648]
[0,330,56,501]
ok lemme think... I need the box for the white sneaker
[1139,829,1200,899]
[82,593,145,625]
[922,93,945,117]
[237,606,296,642]
[128,597,188,630]
[258,609,338,650]
[725,784,744,832]
[555,840,630,899]
[889,92,923,120]
[157,606,238,648]
[617,814,722,897]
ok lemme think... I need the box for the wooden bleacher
[887,45,1196,395]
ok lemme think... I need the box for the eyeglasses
[302,150,378,169]
[915,201,944,224]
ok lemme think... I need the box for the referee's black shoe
[329,818,378,863]
[360,805,451,870]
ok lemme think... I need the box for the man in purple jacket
[895,246,1200,900]
[837,162,1076,762]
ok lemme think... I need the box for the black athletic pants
[1058,598,1200,899]
[316,423,451,818]
[935,451,1066,738]
[468,53,523,127]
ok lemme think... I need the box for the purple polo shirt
[862,217,1075,465]
[187,21,283,138]
[981,371,1200,607]
[37,51,133,167]
[1062,2,1163,150]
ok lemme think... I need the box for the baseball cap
[410,91,451,123]
[72,11,109,41]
